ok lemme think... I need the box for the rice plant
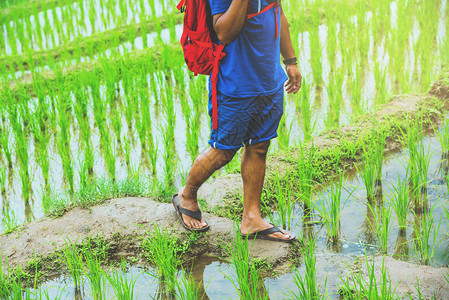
[104,259,140,300]
[59,239,83,290]
[388,174,410,230]
[83,245,106,300]
[309,18,322,87]
[0,127,12,168]
[221,226,269,299]
[175,268,206,300]
[367,200,393,254]
[296,141,316,212]
[355,146,378,204]
[142,224,183,292]
[402,117,431,208]
[436,118,449,154]
[297,79,315,139]
[0,167,6,195]
[263,169,295,229]
[315,171,351,242]
[1,208,19,234]
[339,255,398,299]
[412,203,442,265]
[287,236,324,300]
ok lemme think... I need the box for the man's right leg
[178,147,236,229]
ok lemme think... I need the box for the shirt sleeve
[208,0,232,15]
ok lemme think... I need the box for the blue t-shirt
[209,0,288,97]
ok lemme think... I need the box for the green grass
[42,176,150,217]
[1,208,19,234]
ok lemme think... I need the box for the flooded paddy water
[1,0,449,298]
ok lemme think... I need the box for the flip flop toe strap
[258,226,283,236]
[178,205,202,222]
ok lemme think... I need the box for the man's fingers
[284,78,291,87]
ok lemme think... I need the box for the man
[172,0,302,241]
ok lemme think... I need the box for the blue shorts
[208,86,284,151]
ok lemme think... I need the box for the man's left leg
[239,140,291,240]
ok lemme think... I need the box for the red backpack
[177,0,280,130]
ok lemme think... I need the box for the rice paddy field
[1,0,449,298]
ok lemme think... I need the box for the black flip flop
[241,225,296,243]
[171,194,209,232]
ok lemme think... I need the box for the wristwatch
[283,57,297,65]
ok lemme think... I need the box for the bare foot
[240,216,291,240]
[178,192,208,229]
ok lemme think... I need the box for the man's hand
[284,64,302,94]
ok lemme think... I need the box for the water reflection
[393,227,409,261]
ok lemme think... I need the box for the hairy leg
[178,147,236,228]
[240,141,290,239]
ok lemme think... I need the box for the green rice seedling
[309,26,322,87]
[277,113,292,149]
[0,127,12,168]
[104,259,140,300]
[350,64,363,116]
[102,137,117,180]
[296,141,315,212]
[0,253,12,297]
[222,225,268,299]
[402,118,423,206]
[78,154,91,190]
[315,171,351,241]
[368,200,393,254]
[175,268,206,300]
[326,69,343,129]
[339,255,398,299]
[59,239,83,290]
[326,9,337,71]
[415,140,432,204]
[411,277,426,300]
[412,203,442,265]
[36,286,67,300]
[31,117,50,186]
[436,119,449,154]
[373,129,386,183]
[355,146,377,204]
[297,79,315,140]
[264,168,295,229]
[442,199,449,227]
[388,174,410,230]
[0,166,6,195]
[83,245,106,300]
[142,224,183,292]
[374,62,387,105]
[58,137,74,192]
[287,236,324,300]
[1,208,19,234]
